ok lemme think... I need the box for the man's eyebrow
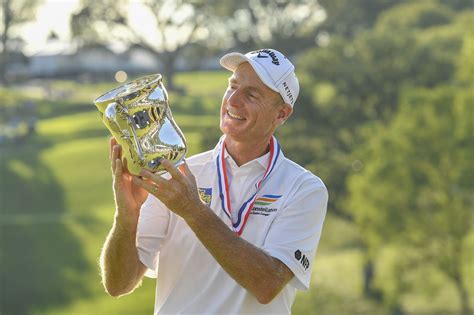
[228,77,237,84]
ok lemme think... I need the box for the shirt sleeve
[261,177,328,290]
[136,193,171,278]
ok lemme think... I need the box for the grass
[1,72,471,315]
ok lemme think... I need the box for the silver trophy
[94,74,187,175]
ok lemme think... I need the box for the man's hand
[110,137,148,228]
[132,159,203,220]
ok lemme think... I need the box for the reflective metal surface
[94,74,187,175]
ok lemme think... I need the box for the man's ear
[276,104,293,126]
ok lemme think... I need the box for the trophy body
[94,74,187,175]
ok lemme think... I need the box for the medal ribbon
[216,136,281,235]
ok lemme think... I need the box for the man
[101,48,328,314]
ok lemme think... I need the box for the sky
[21,0,80,55]
[19,0,158,56]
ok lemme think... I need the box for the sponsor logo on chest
[250,194,282,216]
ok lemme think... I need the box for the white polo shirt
[137,140,328,315]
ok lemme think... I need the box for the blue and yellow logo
[198,187,212,206]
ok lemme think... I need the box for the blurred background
[0,0,473,314]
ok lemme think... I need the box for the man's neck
[224,136,272,167]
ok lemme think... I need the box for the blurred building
[28,41,163,80]
[4,39,222,81]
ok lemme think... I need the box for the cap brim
[219,52,248,71]
[219,52,279,93]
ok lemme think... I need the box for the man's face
[220,62,290,142]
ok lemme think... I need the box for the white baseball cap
[219,48,300,107]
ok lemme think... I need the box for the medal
[216,136,281,235]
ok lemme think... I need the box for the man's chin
[221,127,246,139]
[221,120,247,132]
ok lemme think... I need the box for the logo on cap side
[282,81,294,104]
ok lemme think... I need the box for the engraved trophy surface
[94,74,187,175]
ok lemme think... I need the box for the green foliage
[292,2,474,313]
[347,85,473,312]
[318,0,404,38]
[349,85,472,242]
[457,30,474,83]
[376,1,454,31]
[293,2,473,216]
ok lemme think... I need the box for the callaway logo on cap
[219,48,300,107]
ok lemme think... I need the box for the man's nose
[227,89,242,108]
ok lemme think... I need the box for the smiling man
[100,49,328,314]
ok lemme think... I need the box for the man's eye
[248,93,258,99]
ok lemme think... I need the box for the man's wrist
[114,209,139,235]
[183,202,210,227]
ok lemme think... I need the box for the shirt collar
[212,136,272,170]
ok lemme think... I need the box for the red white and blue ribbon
[216,136,281,235]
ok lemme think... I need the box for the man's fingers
[109,137,117,160]
[115,158,123,178]
[117,144,122,159]
[140,169,167,186]
[110,137,117,149]
[160,159,183,181]
[179,161,194,179]
[111,144,122,173]
[111,144,120,161]
[133,176,158,195]
[111,147,117,171]
[123,157,130,174]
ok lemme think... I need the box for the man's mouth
[227,110,245,120]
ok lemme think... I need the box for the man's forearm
[185,204,293,304]
[100,212,145,297]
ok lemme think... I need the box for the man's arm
[100,140,149,297]
[100,214,147,297]
[133,160,294,304]
[187,203,294,304]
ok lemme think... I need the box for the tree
[71,0,214,90]
[0,0,43,83]
[317,0,404,38]
[289,1,466,220]
[347,83,473,315]
[71,0,328,89]
[345,29,474,315]
[284,2,473,310]
[221,0,326,54]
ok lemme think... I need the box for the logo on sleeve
[294,250,310,271]
[198,187,212,206]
